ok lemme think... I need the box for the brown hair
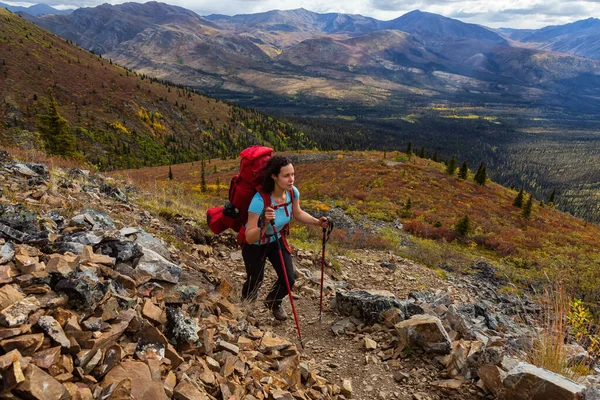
[261,155,292,193]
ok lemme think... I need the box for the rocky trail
[220,243,496,400]
[0,151,598,399]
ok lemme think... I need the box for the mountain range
[0,1,72,16]
[0,6,314,171]
[27,3,600,114]
[8,2,600,221]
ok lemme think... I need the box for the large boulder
[166,307,199,344]
[131,230,171,260]
[500,362,585,400]
[335,290,403,324]
[70,209,116,231]
[94,240,143,263]
[135,247,181,284]
[395,314,452,354]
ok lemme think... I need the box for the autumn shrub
[366,210,396,222]
[473,234,517,256]
[403,219,456,242]
[289,224,321,253]
[331,229,391,251]
[352,189,369,201]
[525,284,596,382]
[401,237,471,269]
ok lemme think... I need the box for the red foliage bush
[332,229,390,250]
[473,235,517,256]
[352,189,369,201]
[403,220,456,242]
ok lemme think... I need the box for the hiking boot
[272,304,288,321]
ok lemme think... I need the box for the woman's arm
[292,197,328,228]
[245,206,275,244]
[245,212,262,244]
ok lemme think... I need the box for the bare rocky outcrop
[0,155,342,399]
[2,152,600,400]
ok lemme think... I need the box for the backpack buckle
[223,202,239,219]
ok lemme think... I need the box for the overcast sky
[4,0,600,29]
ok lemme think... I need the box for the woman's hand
[264,206,276,225]
[317,216,329,229]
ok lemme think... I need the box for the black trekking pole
[271,221,303,345]
[319,218,334,321]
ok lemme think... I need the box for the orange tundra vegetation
[117,150,600,306]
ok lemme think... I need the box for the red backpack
[207,146,295,246]
[206,146,273,240]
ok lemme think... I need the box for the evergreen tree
[201,159,207,193]
[548,189,556,206]
[432,151,438,162]
[418,147,425,158]
[383,151,386,160]
[406,141,413,156]
[446,156,457,175]
[513,188,524,208]
[215,176,220,196]
[458,161,468,180]
[522,194,533,219]
[479,165,488,186]
[405,197,412,211]
[168,165,173,180]
[474,163,487,186]
[455,215,471,236]
[37,90,78,158]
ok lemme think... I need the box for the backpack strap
[258,189,295,248]
[280,189,294,253]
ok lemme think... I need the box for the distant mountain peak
[0,1,73,16]
[385,9,506,43]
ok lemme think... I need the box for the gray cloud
[447,10,481,19]
[497,3,584,17]
[370,0,466,12]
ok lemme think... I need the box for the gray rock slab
[395,314,452,354]
[166,307,199,344]
[135,247,181,284]
[500,362,585,400]
[37,316,70,348]
[134,231,170,260]
[11,163,38,177]
[0,242,15,264]
[335,290,402,324]
[0,296,41,327]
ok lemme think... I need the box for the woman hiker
[241,155,329,321]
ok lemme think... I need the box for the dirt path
[223,248,486,400]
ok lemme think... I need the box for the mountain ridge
[0,2,72,16]
[499,17,600,59]
[32,2,600,106]
[0,6,314,171]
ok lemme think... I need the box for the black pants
[241,237,294,307]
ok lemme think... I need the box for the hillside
[116,150,600,306]
[0,7,314,170]
[25,3,600,224]
[0,2,72,17]
[3,145,600,399]
[500,18,600,60]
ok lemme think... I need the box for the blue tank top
[247,186,300,245]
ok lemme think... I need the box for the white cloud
[2,0,36,5]
[4,0,600,28]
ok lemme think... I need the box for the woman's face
[273,163,295,191]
